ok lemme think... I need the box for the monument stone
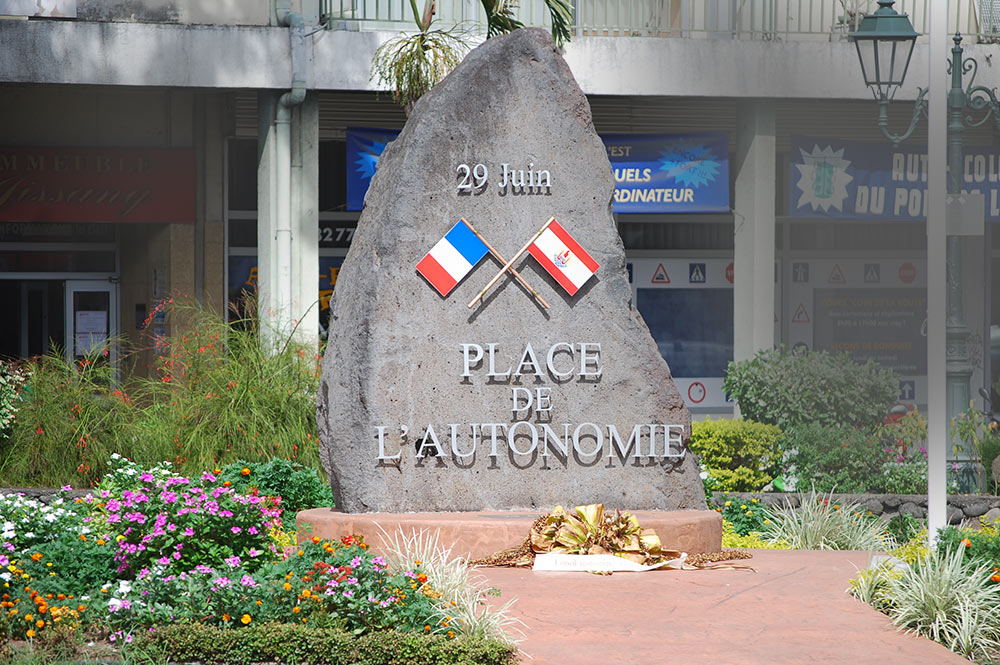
[317,28,707,513]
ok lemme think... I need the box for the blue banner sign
[346,128,731,214]
[602,133,730,213]
[346,128,400,211]
[790,135,1000,221]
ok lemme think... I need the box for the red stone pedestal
[296,508,722,559]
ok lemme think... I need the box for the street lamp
[851,0,1000,491]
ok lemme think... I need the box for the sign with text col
[0,146,195,224]
[346,128,731,214]
[790,135,1000,221]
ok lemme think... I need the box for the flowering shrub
[0,361,26,438]
[102,537,442,637]
[81,471,283,576]
[1,457,508,655]
[1,490,89,552]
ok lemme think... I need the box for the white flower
[117,580,132,595]
[0,572,11,582]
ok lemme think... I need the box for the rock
[948,505,965,525]
[862,497,884,514]
[317,29,705,513]
[898,502,924,518]
[882,494,902,509]
[984,507,1000,525]
[961,499,991,518]
[993,455,1000,486]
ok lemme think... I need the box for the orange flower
[961,538,972,548]
[292,606,301,613]
[223,481,232,487]
[30,553,42,562]
[283,583,292,591]
[77,605,85,612]
[301,589,312,598]
[26,629,35,638]
[222,614,231,622]
[241,467,251,476]
[241,614,252,625]
[416,573,427,583]
[447,630,455,639]
[311,536,321,544]
[35,619,44,628]
[991,573,1000,583]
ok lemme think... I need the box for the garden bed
[710,491,1000,524]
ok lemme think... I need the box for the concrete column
[291,94,319,346]
[257,91,280,340]
[257,91,319,350]
[733,99,776,366]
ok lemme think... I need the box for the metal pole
[926,0,948,545]
[946,34,974,491]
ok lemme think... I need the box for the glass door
[64,280,119,369]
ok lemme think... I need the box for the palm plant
[371,0,574,114]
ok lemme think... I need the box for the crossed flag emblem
[415,217,600,309]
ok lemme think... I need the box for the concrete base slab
[296,508,722,559]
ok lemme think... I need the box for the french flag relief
[416,220,490,297]
[528,219,599,296]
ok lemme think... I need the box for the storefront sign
[0,147,195,223]
[227,256,343,326]
[790,135,1000,221]
[346,128,399,211]
[602,133,730,213]
[346,128,731,214]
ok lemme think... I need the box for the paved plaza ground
[480,550,972,665]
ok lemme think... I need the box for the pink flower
[231,526,242,535]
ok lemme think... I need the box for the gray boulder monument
[317,28,706,513]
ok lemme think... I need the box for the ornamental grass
[0,297,323,488]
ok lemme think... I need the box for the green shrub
[217,458,335,520]
[937,520,1000,572]
[783,423,884,493]
[689,418,784,492]
[138,622,518,665]
[885,514,922,546]
[715,495,770,536]
[723,346,898,432]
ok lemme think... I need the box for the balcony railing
[321,0,1000,43]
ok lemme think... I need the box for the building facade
[1,0,998,419]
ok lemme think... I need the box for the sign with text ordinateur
[346,129,731,214]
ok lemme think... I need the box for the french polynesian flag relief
[528,219,599,296]
[416,220,490,297]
